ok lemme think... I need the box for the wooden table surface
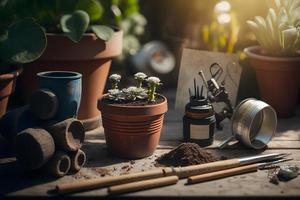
[1,91,300,199]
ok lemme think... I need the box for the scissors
[209,63,223,82]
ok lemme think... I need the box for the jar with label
[183,97,216,147]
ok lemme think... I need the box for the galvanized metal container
[219,98,277,149]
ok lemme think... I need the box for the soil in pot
[245,46,300,118]
[98,94,168,159]
[21,31,123,131]
[0,66,22,118]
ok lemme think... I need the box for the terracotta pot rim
[244,46,300,62]
[0,66,23,81]
[46,28,123,40]
[99,94,167,109]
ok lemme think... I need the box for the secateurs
[199,63,234,130]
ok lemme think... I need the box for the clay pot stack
[0,89,86,178]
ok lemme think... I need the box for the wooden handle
[175,159,241,178]
[56,159,242,194]
[187,164,258,184]
[108,176,179,195]
[56,168,168,194]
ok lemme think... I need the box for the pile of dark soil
[156,143,217,167]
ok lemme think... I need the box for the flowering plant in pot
[0,0,146,130]
[98,72,168,159]
[244,0,300,117]
[0,18,46,117]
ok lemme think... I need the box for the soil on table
[101,95,165,106]
[156,143,217,167]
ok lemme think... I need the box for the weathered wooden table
[1,91,300,199]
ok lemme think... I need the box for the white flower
[134,72,147,80]
[146,76,161,85]
[123,86,148,100]
[109,74,121,81]
[108,89,121,95]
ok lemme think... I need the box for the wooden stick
[187,164,258,184]
[56,159,240,194]
[108,176,179,195]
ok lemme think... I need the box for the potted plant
[244,0,300,117]
[98,72,168,159]
[0,18,46,117]
[0,0,146,130]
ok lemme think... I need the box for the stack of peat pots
[0,71,86,177]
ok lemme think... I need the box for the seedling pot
[98,95,168,159]
[21,31,123,130]
[0,66,22,118]
[244,46,300,117]
[37,71,82,121]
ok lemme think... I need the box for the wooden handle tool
[187,164,258,184]
[55,153,284,194]
[108,176,179,195]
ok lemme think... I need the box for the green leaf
[91,25,114,41]
[60,10,90,43]
[0,18,47,64]
[75,0,103,22]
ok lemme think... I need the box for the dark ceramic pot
[98,95,168,159]
[37,71,82,121]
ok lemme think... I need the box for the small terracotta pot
[21,31,123,131]
[244,46,300,117]
[0,66,22,118]
[98,95,168,159]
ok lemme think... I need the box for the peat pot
[0,66,22,118]
[98,95,168,159]
[22,30,123,130]
[244,46,300,117]
[37,71,82,121]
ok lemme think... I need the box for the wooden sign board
[175,48,242,118]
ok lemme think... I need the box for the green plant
[0,0,146,64]
[106,72,162,103]
[109,74,122,89]
[0,18,46,65]
[247,0,300,56]
[134,72,147,88]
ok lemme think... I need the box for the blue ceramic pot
[37,71,82,121]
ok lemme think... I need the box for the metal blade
[239,153,289,165]
[258,158,294,169]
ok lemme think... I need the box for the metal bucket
[219,98,277,149]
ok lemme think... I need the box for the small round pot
[37,71,82,121]
[98,95,168,159]
[244,46,300,117]
[22,30,123,130]
[0,66,22,118]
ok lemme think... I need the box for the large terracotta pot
[0,67,22,118]
[98,95,168,159]
[21,31,123,130]
[244,46,300,117]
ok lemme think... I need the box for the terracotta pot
[0,66,22,118]
[21,31,123,130]
[244,46,300,117]
[98,95,168,159]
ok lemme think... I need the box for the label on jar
[190,124,210,140]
